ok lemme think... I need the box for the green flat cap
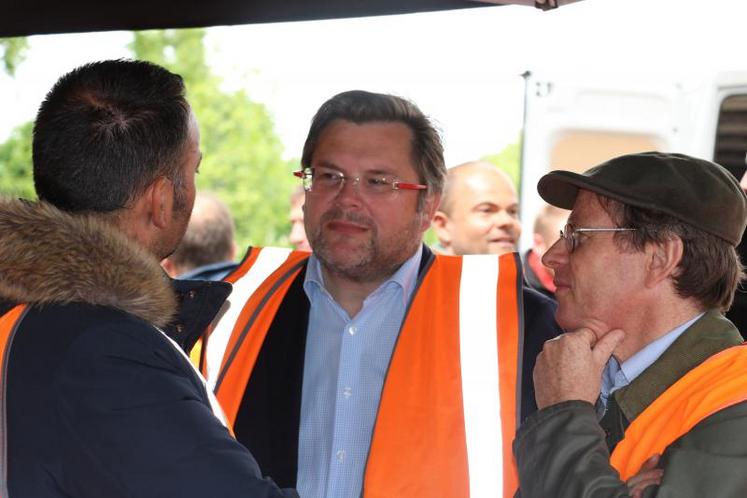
[537,151,747,246]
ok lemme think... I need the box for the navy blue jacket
[0,198,297,498]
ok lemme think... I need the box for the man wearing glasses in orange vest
[201,90,561,498]
[514,152,747,497]
[0,60,296,497]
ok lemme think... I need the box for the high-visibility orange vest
[0,304,29,497]
[610,344,747,480]
[205,247,523,498]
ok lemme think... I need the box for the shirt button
[187,290,197,299]
[175,324,184,334]
[336,450,346,462]
[348,326,357,336]
[343,387,352,399]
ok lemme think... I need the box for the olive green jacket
[514,311,747,497]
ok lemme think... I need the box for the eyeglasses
[293,167,427,197]
[559,223,637,254]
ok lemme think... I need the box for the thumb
[591,328,625,366]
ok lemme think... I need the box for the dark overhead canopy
[2,0,581,38]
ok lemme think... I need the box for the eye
[475,204,496,215]
[315,170,343,185]
[365,175,393,191]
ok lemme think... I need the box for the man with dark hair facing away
[0,59,296,497]
[515,152,747,497]
[202,90,561,498]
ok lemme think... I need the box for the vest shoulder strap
[610,344,747,480]
[209,248,309,426]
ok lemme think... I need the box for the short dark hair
[33,59,191,213]
[301,90,445,210]
[600,196,745,312]
[168,192,235,271]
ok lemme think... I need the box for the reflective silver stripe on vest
[458,255,502,497]
[205,247,292,391]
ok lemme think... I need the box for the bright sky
[1,0,746,166]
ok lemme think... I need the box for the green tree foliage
[481,135,522,190]
[0,37,28,76]
[0,122,34,200]
[130,29,298,249]
[0,38,34,201]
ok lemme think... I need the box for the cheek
[468,215,493,233]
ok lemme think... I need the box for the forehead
[313,120,416,175]
[453,169,517,206]
[570,190,615,224]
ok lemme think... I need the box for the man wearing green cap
[514,152,747,497]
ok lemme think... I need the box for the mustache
[320,207,375,229]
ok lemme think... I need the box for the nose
[488,211,521,241]
[334,176,364,204]
[541,237,567,271]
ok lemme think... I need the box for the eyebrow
[314,161,394,176]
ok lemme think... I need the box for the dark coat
[231,245,562,488]
[0,199,296,498]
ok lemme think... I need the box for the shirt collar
[601,312,705,401]
[303,245,423,307]
[618,312,704,384]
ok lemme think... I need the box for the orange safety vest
[0,304,29,497]
[205,247,523,498]
[610,344,747,481]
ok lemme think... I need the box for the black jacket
[0,199,296,498]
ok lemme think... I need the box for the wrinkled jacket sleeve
[54,320,299,498]
[514,400,747,498]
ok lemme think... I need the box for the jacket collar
[615,310,743,421]
[0,197,176,327]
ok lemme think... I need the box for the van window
[714,94,747,180]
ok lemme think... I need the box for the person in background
[515,152,747,497]
[431,160,521,256]
[288,185,311,251]
[0,59,296,498]
[162,191,238,280]
[203,90,561,498]
[522,204,569,299]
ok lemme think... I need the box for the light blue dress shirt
[297,246,423,498]
[599,312,704,415]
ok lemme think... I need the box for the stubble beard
[310,207,423,283]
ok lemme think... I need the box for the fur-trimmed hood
[0,197,176,327]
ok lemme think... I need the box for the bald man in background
[432,161,521,255]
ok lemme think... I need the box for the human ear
[148,176,174,229]
[431,209,452,247]
[645,236,684,288]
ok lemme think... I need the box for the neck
[613,296,704,363]
[320,267,389,318]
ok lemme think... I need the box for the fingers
[591,328,625,366]
[639,453,661,471]
[627,470,663,497]
[574,327,598,346]
[627,454,663,498]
